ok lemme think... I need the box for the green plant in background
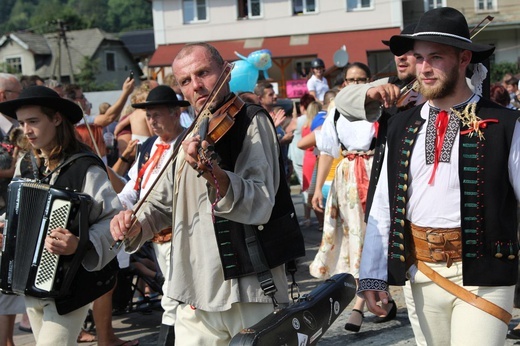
[0,0,152,34]
[0,62,15,74]
[490,61,520,84]
[75,56,115,91]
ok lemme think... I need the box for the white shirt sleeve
[359,148,390,282]
[117,154,140,210]
[317,107,340,158]
[509,118,520,201]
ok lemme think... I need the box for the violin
[195,94,245,177]
[396,79,421,111]
[200,94,245,143]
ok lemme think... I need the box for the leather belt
[341,149,374,158]
[410,222,512,325]
[416,260,512,325]
[410,222,462,268]
[151,227,172,244]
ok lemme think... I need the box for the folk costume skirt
[309,152,372,279]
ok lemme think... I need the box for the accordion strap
[30,152,103,183]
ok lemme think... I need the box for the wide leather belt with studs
[410,222,462,268]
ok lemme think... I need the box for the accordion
[0,179,92,298]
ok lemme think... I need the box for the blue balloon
[235,49,273,79]
[229,60,258,93]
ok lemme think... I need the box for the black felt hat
[132,85,190,109]
[0,85,84,123]
[388,7,494,63]
[382,23,416,46]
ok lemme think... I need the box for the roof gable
[43,28,117,60]
[41,28,126,77]
[0,32,51,55]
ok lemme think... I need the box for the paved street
[12,188,520,345]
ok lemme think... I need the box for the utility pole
[58,20,74,84]
[53,19,75,84]
[54,31,61,83]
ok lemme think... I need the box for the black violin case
[230,273,356,346]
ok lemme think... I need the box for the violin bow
[110,62,234,250]
[470,15,494,39]
[79,111,103,158]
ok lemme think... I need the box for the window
[476,0,496,11]
[5,57,22,74]
[106,51,115,71]
[347,0,372,12]
[183,0,208,23]
[425,0,444,11]
[294,58,313,79]
[348,0,372,10]
[238,0,263,19]
[367,51,396,80]
[293,0,316,15]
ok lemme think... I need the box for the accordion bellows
[0,179,91,298]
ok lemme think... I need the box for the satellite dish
[333,45,349,68]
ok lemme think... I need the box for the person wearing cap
[307,58,330,102]
[117,85,189,345]
[0,86,122,345]
[110,42,304,345]
[357,7,520,345]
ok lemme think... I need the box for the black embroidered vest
[365,76,415,220]
[385,99,519,286]
[211,99,305,280]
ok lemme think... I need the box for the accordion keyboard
[35,199,71,292]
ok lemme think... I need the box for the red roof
[149,28,401,67]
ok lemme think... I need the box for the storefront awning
[148,27,400,68]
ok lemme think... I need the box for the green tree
[490,61,520,84]
[0,0,152,34]
[106,0,152,32]
[75,56,100,92]
[75,56,116,91]
[68,0,108,29]
[28,0,87,34]
[3,1,37,32]
[0,62,16,74]
[0,0,17,27]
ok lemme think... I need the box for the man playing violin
[110,42,303,345]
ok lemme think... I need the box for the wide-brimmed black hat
[132,85,190,109]
[382,23,416,46]
[388,7,495,63]
[0,85,84,123]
